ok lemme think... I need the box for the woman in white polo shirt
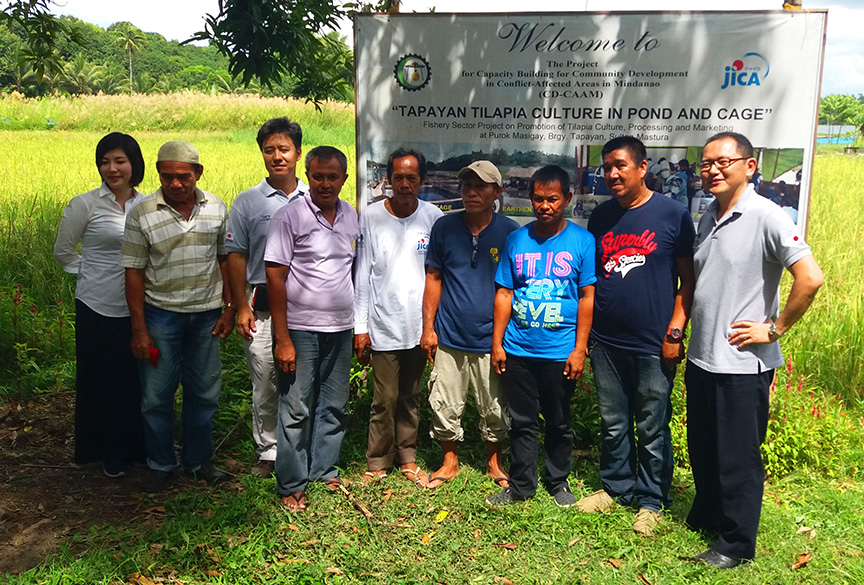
[54,133,147,478]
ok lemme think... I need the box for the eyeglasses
[697,157,747,171]
[471,236,479,268]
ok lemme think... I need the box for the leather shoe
[190,462,229,485]
[692,549,747,569]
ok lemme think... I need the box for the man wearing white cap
[421,161,518,489]
[122,141,234,493]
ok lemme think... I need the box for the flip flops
[362,470,387,483]
[323,476,347,491]
[492,476,510,488]
[281,492,306,511]
[401,466,428,486]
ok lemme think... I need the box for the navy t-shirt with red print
[587,192,695,354]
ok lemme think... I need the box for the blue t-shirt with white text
[495,221,596,361]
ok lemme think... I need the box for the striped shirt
[121,187,228,313]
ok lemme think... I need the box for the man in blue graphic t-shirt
[487,165,595,507]
[578,136,695,536]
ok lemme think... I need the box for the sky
[48,0,862,97]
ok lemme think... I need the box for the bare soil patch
[1,393,152,575]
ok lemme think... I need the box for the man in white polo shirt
[685,132,823,568]
[226,118,307,479]
[122,141,235,493]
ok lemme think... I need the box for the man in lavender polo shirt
[264,146,359,511]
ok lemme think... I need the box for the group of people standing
[55,120,822,568]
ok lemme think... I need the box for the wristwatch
[768,320,784,342]
[665,327,684,344]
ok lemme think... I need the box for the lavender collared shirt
[264,194,359,332]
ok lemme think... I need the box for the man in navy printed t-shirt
[578,136,695,536]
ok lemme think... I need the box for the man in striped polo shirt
[122,141,235,493]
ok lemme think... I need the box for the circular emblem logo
[394,54,431,91]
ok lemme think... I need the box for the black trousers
[74,300,146,464]
[684,361,772,560]
[503,355,576,500]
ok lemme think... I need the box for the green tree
[189,0,375,105]
[820,94,862,144]
[112,22,148,92]
[212,70,260,94]
[0,0,74,82]
[60,54,105,94]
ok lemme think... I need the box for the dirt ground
[0,392,176,576]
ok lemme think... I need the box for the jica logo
[721,52,770,90]
[416,237,429,253]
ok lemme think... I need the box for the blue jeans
[138,305,222,472]
[590,341,674,511]
[275,329,352,496]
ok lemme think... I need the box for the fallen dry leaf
[325,567,344,575]
[494,577,515,585]
[473,528,481,541]
[382,488,394,503]
[128,573,157,585]
[839,547,864,557]
[142,506,166,515]
[578,560,590,567]
[796,526,817,539]
[203,570,222,577]
[226,534,248,548]
[637,573,653,585]
[223,458,244,472]
[568,537,580,547]
[352,525,359,533]
[205,548,220,564]
[279,524,299,532]
[300,540,320,546]
[421,531,435,544]
[791,552,813,570]
[435,509,449,523]
[607,558,622,569]
[493,542,518,550]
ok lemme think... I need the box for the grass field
[2,94,864,583]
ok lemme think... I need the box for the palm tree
[61,55,106,95]
[112,23,148,92]
[213,71,260,95]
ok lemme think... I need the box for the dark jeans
[685,361,772,560]
[590,341,674,512]
[503,354,576,500]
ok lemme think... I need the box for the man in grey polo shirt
[264,146,359,511]
[226,117,307,479]
[685,132,823,568]
[122,141,235,493]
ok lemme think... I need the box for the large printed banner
[354,11,826,233]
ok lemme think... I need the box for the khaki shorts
[427,345,509,443]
